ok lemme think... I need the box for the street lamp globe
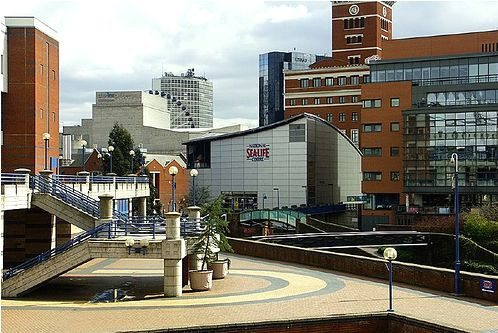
[97,153,102,159]
[80,139,87,147]
[129,150,135,156]
[108,145,114,152]
[190,169,198,177]
[43,132,50,140]
[383,247,397,261]
[169,166,179,176]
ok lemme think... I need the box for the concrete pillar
[138,197,147,217]
[98,194,114,227]
[186,206,201,221]
[162,211,185,297]
[39,170,53,177]
[128,198,133,218]
[14,168,31,187]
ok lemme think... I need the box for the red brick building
[1,17,59,173]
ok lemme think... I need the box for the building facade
[360,30,498,227]
[185,113,362,210]
[259,51,330,127]
[1,17,59,173]
[152,69,213,129]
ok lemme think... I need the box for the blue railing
[2,222,112,281]
[240,209,306,227]
[1,173,29,184]
[32,175,101,218]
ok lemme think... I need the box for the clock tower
[331,1,395,65]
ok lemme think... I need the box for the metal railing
[32,175,101,218]
[1,173,29,184]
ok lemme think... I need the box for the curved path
[2,255,497,333]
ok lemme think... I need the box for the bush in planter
[190,195,233,290]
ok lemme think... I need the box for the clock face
[349,4,359,16]
[383,6,387,17]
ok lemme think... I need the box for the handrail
[1,173,28,184]
[32,175,100,218]
[2,222,112,281]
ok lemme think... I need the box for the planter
[210,258,230,279]
[189,269,213,291]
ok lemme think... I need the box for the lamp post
[108,145,114,174]
[169,166,179,211]
[383,247,397,312]
[190,169,198,206]
[129,150,135,174]
[450,152,461,295]
[273,187,280,209]
[43,132,50,170]
[97,153,103,174]
[262,193,267,209]
[302,185,308,206]
[80,139,87,171]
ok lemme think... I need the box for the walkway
[1,254,497,333]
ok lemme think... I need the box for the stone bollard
[138,197,147,217]
[186,206,203,270]
[77,171,90,194]
[163,212,186,297]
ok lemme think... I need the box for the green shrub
[463,213,498,246]
[461,260,498,275]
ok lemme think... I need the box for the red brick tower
[331,1,394,65]
[1,17,59,173]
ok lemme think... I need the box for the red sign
[246,144,270,161]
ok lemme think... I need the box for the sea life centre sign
[246,143,270,161]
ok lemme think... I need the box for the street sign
[480,279,496,293]
[347,195,367,203]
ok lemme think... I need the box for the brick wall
[229,238,497,302]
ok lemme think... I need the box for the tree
[183,185,211,208]
[102,123,143,176]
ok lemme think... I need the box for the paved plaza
[1,254,497,333]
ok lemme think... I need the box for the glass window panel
[422,67,430,80]
[436,92,445,104]
[479,63,488,76]
[431,66,439,79]
[440,66,450,78]
[404,68,412,80]
[489,57,498,75]
[447,92,455,105]
[450,65,459,78]
[427,93,436,104]
[413,67,421,80]
[485,89,495,103]
[386,69,395,81]
[395,69,403,80]
[378,70,386,81]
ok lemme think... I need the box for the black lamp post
[169,166,178,211]
[43,132,50,170]
[80,139,87,171]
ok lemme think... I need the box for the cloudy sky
[3,1,498,129]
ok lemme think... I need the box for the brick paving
[1,254,497,333]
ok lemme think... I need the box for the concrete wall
[229,237,498,303]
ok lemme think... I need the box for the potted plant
[190,195,233,291]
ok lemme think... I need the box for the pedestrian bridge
[239,209,306,231]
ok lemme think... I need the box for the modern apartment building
[360,30,498,227]
[1,17,59,173]
[152,69,213,129]
[259,51,330,126]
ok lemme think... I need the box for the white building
[185,113,362,210]
[152,69,213,129]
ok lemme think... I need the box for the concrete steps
[31,193,97,231]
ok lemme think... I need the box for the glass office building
[259,52,329,126]
[367,53,498,207]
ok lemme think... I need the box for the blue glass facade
[259,52,329,126]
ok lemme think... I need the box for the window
[390,122,400,131]
[40,108,43,119]
[52,70,56,80]
[300,79,309,88]
[289,124,305,142]
[325,77,334,86]
[381,19,389,31]
[302,98,308,105]
[338,76,347,85]
[290,99,296,106]
[350,75,359,85]
[326,97,333,104]
[313,78,321,87]
[339,113,346,122]
[390,147,399,157]
[363,172,382,181]
[374,99,382,107]
[391,172,400,181]
[352,96,359,103]
[363,74,370,83]
[349,56,360,65]
[362,100,372,108]
[363,148,382,156]
[338,96,345,104]
[314,98,320,105]
[363,123,382,132]
[52,112,55,122]
[363,99,382,108]
[326,113,333,122]
[390,98,400,107]
[351,129,359,143]
[40,64,43,75]
[352,112,358,121]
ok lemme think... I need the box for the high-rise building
[152,69,213,129]
[1,17,59,173]
[259,51,330,126]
